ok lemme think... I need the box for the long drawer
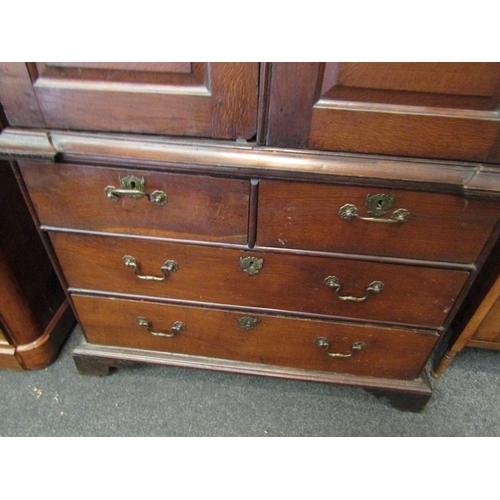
[73,294,439,380]
[50,232,469,327]
[18,161,250,244]
[257,180,500,263]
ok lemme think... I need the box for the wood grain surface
[3,62,259,139]
[73,294,438,380]
[19,161,250,244]
[267,63,500,162]
[257,179,500,263]
[49,232,469,328]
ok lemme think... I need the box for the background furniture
[433,236,500,376]
[1,62,499,409]
[0,154,75,370]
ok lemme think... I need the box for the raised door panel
[267,63,500,162]
[0,63,259,139]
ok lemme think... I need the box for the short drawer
[51,232,469,328]
[19,161,250,244]
[257,180,500,264]
[73,294,439,380]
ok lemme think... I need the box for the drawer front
[19,161,250,244]
[51,232,469,327]
[73,294,439,380]
[257,180,500,263]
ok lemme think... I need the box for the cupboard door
[266,63,500,162]
[0,63,258,139]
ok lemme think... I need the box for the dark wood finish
[4,63,500,408]
[267,63,500,162]
[15,300,76,370]
[0,159,73,369]
[0,245,43,345]
[433,237,500,377]
[257,180,500,264]
[257,63,272,145]
[72,339,433,411]
[0,344,23,370]
[0,63,45,127]
[366,380,432,412]
[248,179,259,248]
[267,63,321,148]
[18,161,250,244]
[4,129,500,197]
[0,160,66,344]
[73,294,438,380]
[1,63,258,139]
[49,231,468,328]
[211,63,259,140]
[73,351,130,376]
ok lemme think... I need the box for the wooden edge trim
[315,98,500,120]
[0,129,56,161]
[2,128,495,193]
[464,167,500,197]
[68,287,440,334]
[0,344,23,370]
[256,63,272,145]
[466,340,500,350]
[72,340,433,394]
[15,300,76,370]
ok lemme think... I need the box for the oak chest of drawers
[2,62,500,410]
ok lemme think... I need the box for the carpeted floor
[1,325,499,436]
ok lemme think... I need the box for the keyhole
[130,181,136,189]
[377,200,383,209]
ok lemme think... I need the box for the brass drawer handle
[122,255,179,281]
[105,175,168,206]
[324,276,384,302]
[137,317,185,337]
[315,337,366,358]
[339,193,410,224]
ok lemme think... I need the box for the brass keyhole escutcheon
[238,317,259,331]
[240,256,263,275]
[365,193,394,217]
[338,193,410,224]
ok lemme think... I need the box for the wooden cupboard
[1,62,500,410]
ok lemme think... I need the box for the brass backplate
[119,175,145,198]
[238,317,259,331]
[365,193,394,217]
[240,256,263,275]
